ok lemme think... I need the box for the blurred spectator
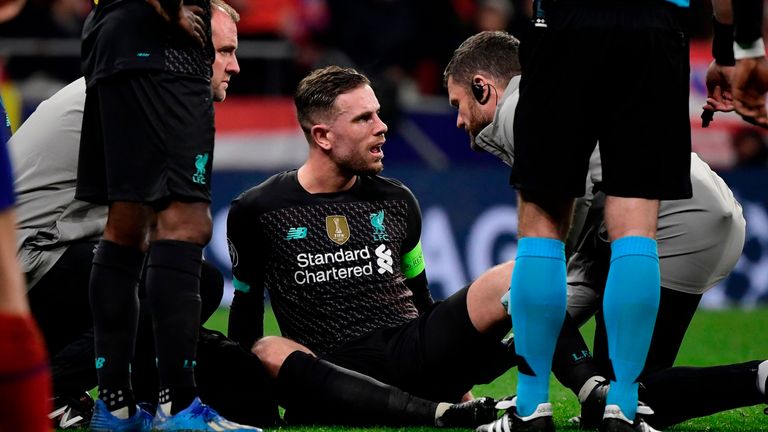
[0,0,87,108]
[299,0,467,125]
[223,0,307,94]
[0,0,25,22]
[732,127,768,168]
[229,0,297,38]
[476,0,511,32]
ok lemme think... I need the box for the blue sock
[603,236,660,420]
[510,237,567,417]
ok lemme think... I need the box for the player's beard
[468,103,492,152]
[335,150,384,176]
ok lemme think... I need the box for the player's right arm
[226,197,266,351]
[400,185,433,313]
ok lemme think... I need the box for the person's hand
[732,56,768,128]
[176,5,206,47]
[460,391,475,402]
[144,0,205,47]
[703,60,735,113]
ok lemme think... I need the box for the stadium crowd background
[2,0,768,308]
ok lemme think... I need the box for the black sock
[159,386,198,415]
[552,313,603,396]
[146,240,203,414]
[640,360,764,429]
[90,240,144,414]
[277,351,438,426]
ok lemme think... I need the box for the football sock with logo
[639,361,763,429]
[146,240,202,414]
[510,237,567,417]
[277,351,439,426]
[603,236,660,421]
[552,313,603,397]
[91,240,144,417]
[0,313,52,432]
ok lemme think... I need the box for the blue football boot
[152,397,262,431]
[90,399,153,432]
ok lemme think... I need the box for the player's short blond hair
[211,0,239,23]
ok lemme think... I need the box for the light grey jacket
[11,78,107,289]
[472,76,745,297]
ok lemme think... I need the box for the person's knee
[185,217,213,245]
[252,336,312,378]
[604,196,659,240]
[104,203,151,247]
[467,261,514,333]
[517,192,574,239]
[155,202,213,245]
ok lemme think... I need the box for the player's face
[327,85,388,175]
[211,8,240,102]
[447,76,493,150]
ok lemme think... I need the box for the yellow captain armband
[401,241,425,279]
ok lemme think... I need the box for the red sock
[0,313,53,432]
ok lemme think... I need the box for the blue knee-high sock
[510,237,567,417]
[604,236,660,420]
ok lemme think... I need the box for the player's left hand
[176,4,206,47]
[733,57,768,128]
[703,60,735,113]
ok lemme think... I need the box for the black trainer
[579,379,609,429]
[600,404,658,432]
[475,397,555,432]
[48,392,95,429]
[436,397,499,428]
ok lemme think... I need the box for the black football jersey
[227,170,431,354]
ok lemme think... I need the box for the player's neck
[297,163,356,194]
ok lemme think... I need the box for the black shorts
[76,71,214,206]
[320,286,516,402]
[511,2,692,200]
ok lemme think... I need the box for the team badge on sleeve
[227,238,239,267]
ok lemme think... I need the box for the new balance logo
[57,408,85,429]
[285,227,308,240]
[375,244,393,274]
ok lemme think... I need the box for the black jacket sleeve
[226,198,266,350]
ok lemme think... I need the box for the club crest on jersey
[192,153,209,185]
[369,210,389,241]
[326,215,350,245]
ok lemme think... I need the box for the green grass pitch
[63,307,768,431]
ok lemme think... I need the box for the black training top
[82,0,214,87]
[227,170,433,355]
